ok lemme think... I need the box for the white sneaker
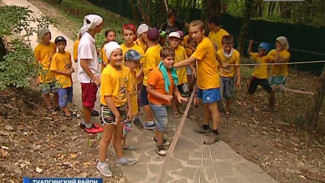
[116,157,137,166]
[96,162,112,177]
[156,145,167,156]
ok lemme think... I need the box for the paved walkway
[2,0,278,182]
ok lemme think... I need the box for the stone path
[2,0,278,182]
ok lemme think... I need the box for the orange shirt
[147,67,175,106]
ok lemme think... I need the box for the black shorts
[248,77,272,94]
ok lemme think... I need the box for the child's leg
[155,129,164,146]
[43,93,52,109]
[83,106,92,124]
[247,77,258,108]
[208,102,221,131]
[58,88,71,116]
[113,122,124,159]
[269,91,275,109]
[53,93,59,108]
[225,99,232,114]
[99,124,114,162]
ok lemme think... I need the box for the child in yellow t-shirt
[97,41,136,177]
[123,49,143,149]
[147,47,188,156]
[168,32,188,118]
[101,29,116,71]
[136,24,149,52]
[120,24,144,82]
[50,36,74,118]
[268,36,290,90]
[208,16,229,51]
[247,40,275,111]
[141,28,162,130]
[216,35,241,117]
[174,20,221,145]
[34,28,58,113]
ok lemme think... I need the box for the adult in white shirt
[78,14,104,133]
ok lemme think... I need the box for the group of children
[34,13,290,177]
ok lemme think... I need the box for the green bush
[0,5,51,90]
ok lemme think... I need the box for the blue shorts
[140,84,149,106]
[269,76,287,86]
[42,82,58,95]
[150,103,168,132]
[58,87,73,107]
[197,88,221,103]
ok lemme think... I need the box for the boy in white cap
[136,23,149,51]
[78,14,104,133]
[34,28,59,114]
[97,41,136,177]
[168,31,188,118]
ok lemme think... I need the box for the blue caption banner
[23,177,103,183]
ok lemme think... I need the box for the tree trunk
[0,36,6,62]
[237,0,253,57]
[307,69,325,130]
[127,0,139,24]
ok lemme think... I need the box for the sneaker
[80,123,101,129]
[80,123,103,133]
[116,157,137,166]
[90,109,99,116]
[154,137,171,146]
[133,118,143,129]
[143,122,155,130]
[193,125,211,134]
[156,145,167,156]
[203,133,220,145]
[96,162,113,177]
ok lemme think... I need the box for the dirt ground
[189,70,325,183]
[2,0,325,183]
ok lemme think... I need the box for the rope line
[199,134,204,183]
[207,145,219,183]
[227,60,325,66]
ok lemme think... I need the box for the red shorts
[81,83,98,108]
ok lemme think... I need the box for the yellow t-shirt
[268,49,290,76]
[34,42,56,83]
[208,28,229,51]
[217,49,240,78]
[100,64,131,107]
[129,70,138,115]
[73,40,79,62]
[192,37,220,89]
[50,51,73,88]
[174,46,188,85]
[143,44,162,86]
[135,39,147,52]
[250,52,269,79]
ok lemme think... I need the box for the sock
[147,120,154,125]
[212,129,219,135]
[85,123,92,129]
[82,120,85,125]
[116,157,126,163]
[202,124,209,130]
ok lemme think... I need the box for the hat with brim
[168,32,180,39]
[125,49,143,61]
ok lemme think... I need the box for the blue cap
[258,42,272,53]
[125,49,142,61]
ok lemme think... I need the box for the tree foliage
[0,6,51,90]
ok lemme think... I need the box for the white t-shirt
[77,32,100,83]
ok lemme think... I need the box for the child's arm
[215,52,223,66]
[247,40,254,55]
[174,57,196,68]
[136,64,143,79]
[146,84,173,102]
[52,69,73,76]
[173,87,188,104]
[105,96,121,123]
[236,66,241,87]
[80,59,100,85]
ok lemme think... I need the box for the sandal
[122,145,136,151]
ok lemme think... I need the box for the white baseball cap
[137,24,149,35]
[168,32,180,39]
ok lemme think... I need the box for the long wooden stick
[155,87,196,183]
